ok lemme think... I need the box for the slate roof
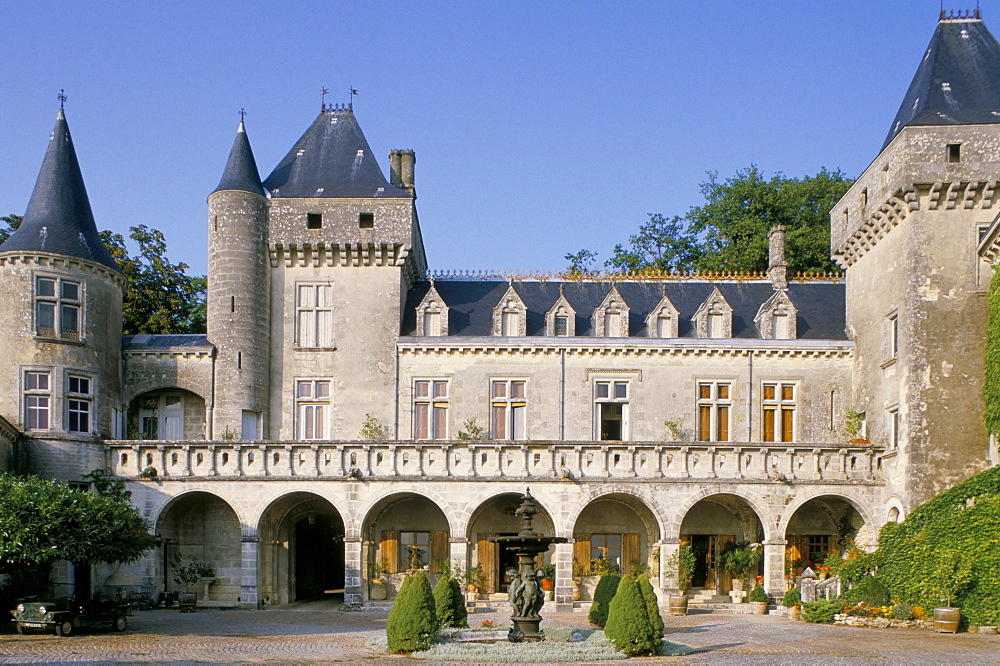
[213,121,263,195]
[123,334,213,351]
[401,280,847,340]
[263,109,409,199]
[0,110,118,271]
[884,17,1000,149]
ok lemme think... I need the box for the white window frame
[887,310,899,361]
[697,381,732,442]
[491,379,527,440]
[296,379,331,440]
[66,374,93,434]
[414,379,449,440]
[761,382,796,442]
[594,379,629,441]
[35,275,82,341]
[296,283,334,349]
[888,405,899,449]
[24,369,52,430]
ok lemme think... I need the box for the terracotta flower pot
[540,578,554,592]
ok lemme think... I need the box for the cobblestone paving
[1,603,998,664]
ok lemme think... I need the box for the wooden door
[477,533,497,594]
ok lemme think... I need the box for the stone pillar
[240,536,259,609]
[762,539,787,597]
[553,540,575,608]
[659,538,680,591]
[343,537,363,609]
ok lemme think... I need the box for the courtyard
[1,603,998,664]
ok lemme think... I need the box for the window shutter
[299,310,315,348]
[317,309,333,347]
[573,533,591,575]
[381,530,399,573]
[430,531,449,573]
[477,533,496,594]
[622,533,641,576]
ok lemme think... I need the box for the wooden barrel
[933,607,961,633]
[667,594,688,616]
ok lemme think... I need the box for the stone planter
[369,579,388,601]
[178,591,197,612]
[751,601,769,615]
[667,594,689,616]
[933,607,961,633]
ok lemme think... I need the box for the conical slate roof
[0,109,118,271]
[883,16,1000,149]
[213,120,263,195]
[263,108,409,198]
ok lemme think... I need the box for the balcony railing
[107,440,884,483]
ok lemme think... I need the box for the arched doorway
[784,495,868,576]
[156,492,241,605]
[571,494,660,578]
[129,388,206,440]
[257,493,345,605]
[361,493,450,601]
[466,493,555,596]
[679,494,764,594]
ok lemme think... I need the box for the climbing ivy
[984,264,1000,434]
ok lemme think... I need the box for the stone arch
[256,491,346,605]
[127,387,207,441]
[780,492,879,546]
[781,492,878,575]
[666,488,774,541]
[563,487,667,542]
[884,496,906,525]
[153,490,243,606]
[354,486,460,537]
[570,492,662,578]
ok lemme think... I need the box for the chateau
[2,12,1000,609]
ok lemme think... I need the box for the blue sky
[1,1,987,275]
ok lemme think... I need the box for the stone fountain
[490,489,568,642]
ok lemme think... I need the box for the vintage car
[10,599,131,635]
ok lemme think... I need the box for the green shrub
[433,573,467,628]
[782,588,801,607]
[386,572,438,653]
[604,575,659,657]
[588,573,621,628]
[801,599,843,624]
[841,574,891,607]
[892,601,914,621]
[748,583,769,603]
[636,573,664,638]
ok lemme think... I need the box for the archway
[129,388,206,440]
[571,494,660,577]
[361,493,450,601]
[784,495,868,577]
[678,494,764,594]
[156,492,241,605]
[466,493,555,596]
[257,492,345,605]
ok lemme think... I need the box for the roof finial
[349,87,358,112]
[321,87,330,112]
[58,89,67,110]
[240,108,246,122]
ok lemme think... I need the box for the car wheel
[55,619,73,636]
[112,615,127,631]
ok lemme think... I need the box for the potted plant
[929,552,974,633]
[666,543,696,615]
[719,540,762,601]
[369,556,389,601]
[748,578,769,614]
[571,559,585,601]
[464,564,485,596]
[782,587,802,620]
[171,553,214,612]
[538,563,556,593]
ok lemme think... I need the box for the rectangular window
[36,276,81,339]
[24,370,51,430]
[697,382,731,442]
[656,315,672,338]
[296,379,331,440]
[554,315,569,336]
[66,375,92,433]
[491,380,526,440]
[297,284,334,348]
[358,212,374,229]
[762,382,795,442]
[306,213,322,229]
[887,311,898,359]
[707,312,725,338]
[595,380,629,441]
[414,380,448,440]
[947,143,961,163]
[888,406,899,449]
[400,531,430,570]
[590,534,622,568]
[501,311,518,336]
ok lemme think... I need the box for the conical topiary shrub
[637,573,664,639]
[433,573,467,628]
[588,573,621,628]
[386,571,439,653]
[604,575,659,656]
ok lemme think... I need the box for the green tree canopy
[0,214,22,245]
[0,470,158,593]
[566,166,853,275]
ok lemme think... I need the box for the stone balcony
[106,440,884,484]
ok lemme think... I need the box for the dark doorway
[72,563,92,602]
[600,403,623,440]
[497,533,519,592]
[294,514,345,600]
[691,535,710,588]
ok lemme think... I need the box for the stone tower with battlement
[831,11,1000,510]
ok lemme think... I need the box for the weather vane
[349,87,358,111]
[58,89,67,110]
[240,108,246,122]
[321,87,330,111]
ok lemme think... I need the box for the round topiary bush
[604,575,659,656]
[387,571,439,653]
[636,573,664,638]
[433,573,467,628]
[782,588,801,608]
[588,573,621,628]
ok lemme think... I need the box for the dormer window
[692,287,733,339]
[416,284,449,337]
[36,276,81,340]
[754,290,798,340]
[592,286,630,337]
[546,290,577,336]
[492,285,527,336]
[646,292,680,338]
[554,313,569,336]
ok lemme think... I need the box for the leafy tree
[0,214,22,245]
[606,214,700,273]
[386,571,438,653]
[587,573,620,628]
[604,575,659,657]
[0,470,158,597]
[100,225,206,334]
[564,248,599,274]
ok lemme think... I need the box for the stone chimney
[399,149,415,188]
[767,225,787,289]
[388,150,403,186]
